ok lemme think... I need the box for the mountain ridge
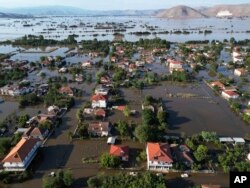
[0,4,249,18]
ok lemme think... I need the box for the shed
[219,137,234,143]
[107,137,116,145]
[232,137,245,145]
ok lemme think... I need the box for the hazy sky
[0,0,249,10]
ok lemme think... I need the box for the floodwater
[0,17,249,42]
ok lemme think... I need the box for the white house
[232,51,244,64]
[82,61,93,68]
[2,138,41,171]
[95,85,109,95]
[91,94,107,108]
[146,142,173,171]
[167,59,184,74]
[234,68,247,77]
[221,90,239,100]
[88,122,110,137]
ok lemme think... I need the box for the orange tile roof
[222,90,239,97]
[2,138,40,163]
[147,142,173,163]
[210,81,225,89]
[59,86,73,95]
[91,94,107,101]
[94,109,106,117]
[110,145,129,159]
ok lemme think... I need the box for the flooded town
[0,1,250,188]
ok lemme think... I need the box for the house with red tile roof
[146,142,173,171]
[1,138,41,171]
[88,122,110,137]
[167,59,184,74]
[221,90,239,100]
[91,94,108,108]
[94,108,106,117]
[210,81,226,90]
[100,76,112,85]
[59,86,74,97]
[23,126,49,140]
[110,145,129,161]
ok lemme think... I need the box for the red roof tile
[147,142,173,163]
[91,94,107,101]
[110,145,129,159]
[2,138,40,163]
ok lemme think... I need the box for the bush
[100,153,120,168]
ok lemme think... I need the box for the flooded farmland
[0,16,249,42]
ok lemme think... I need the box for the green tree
[0,138,12,156]
[117,121,129,137]
[18,114,29,128]
[135,124,151,143]
[142,109,155,125]
[194,145,208,162]
[63,170,74,187]
[200,131,218,142]
[123,105,130,117]
[100,153,120,168]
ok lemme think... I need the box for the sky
[0,0,249,10]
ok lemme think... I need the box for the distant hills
[0,4,249,18]
[0,6,156,16]
[156,5,207,19]
[0,12,31,18]
[157,4,250,19]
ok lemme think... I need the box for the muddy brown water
[0,81,248,188]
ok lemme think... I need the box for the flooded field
[142,81,250,137]
[0,17,249,42]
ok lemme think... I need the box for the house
[59,86,74,96]
[112,105,126,111]
[178,145,193,167]
[110,145,129,161]
[88,122,111,136]
[94,108,106,117]
[82,61,93,68]
[75,74,83,82]
[0,85,33,97]
[111,56,117,63]
[234,68,247,77]
[91,94,108,108]
[27,114,56,126]
[221,90,239,100]
[167,59,184,74]
[146,142,173,171]
[1,138,41,171]
[47,105,60,115]
[95,85,109,95]
[89,52,99,58]
[23,126,49,140]
[210,81,225,90]
[135,61,145,67]
[100,76,112,85]
[232,51,244,64]
[58,67,68,73]
[128,63,137,72]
